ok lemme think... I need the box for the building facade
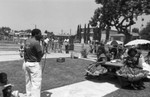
[79,27,139,43]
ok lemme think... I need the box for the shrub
[81,48,88,58]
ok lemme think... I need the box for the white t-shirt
[44,38,49,44]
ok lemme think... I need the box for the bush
[81,48,88,58]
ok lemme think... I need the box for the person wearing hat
[23,29,44,97]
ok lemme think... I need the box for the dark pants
[65,45,69,53]
[44,43,49,53]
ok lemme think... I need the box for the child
[0,72,12,97]
[0,72,19,97]
[19,45,24,58]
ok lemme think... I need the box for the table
[104,62,124,67]
[101,61,124,76]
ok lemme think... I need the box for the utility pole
[61,29,63,34]
[70,29,71,35]
[35,24,37,29]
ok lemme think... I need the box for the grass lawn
[0,57,150,97]
[0,58,93,93]
[0,43,19,51]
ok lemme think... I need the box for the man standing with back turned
[23,29,44,97]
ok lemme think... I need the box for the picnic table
[101,60,124,76]
[104,61,124,67]
[101,60,126,87]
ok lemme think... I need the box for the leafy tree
[1,27,11,36]
[25,29,32,33]
[132,28,139,33]
[76,25,81,42]
[84,24,87,43]
[87,23,90,42]
[90,0,150,43]
[89,8,102,42]
[0,27,11,40]
[0,28,4,35]
[79,24,82,42]
[140,22,150,40]
[93,27,101,42]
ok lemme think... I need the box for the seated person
[19,45,24,58]
[109,45,118,59]
[117,48,149,89]
[145,51,150,64]
[118,44,124,59]
[105,51,112,61]
[97,53,108,63]
[138,52,150,79]
[86,52,108,76]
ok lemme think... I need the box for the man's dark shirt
[24,38,43,62]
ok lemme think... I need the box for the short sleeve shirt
[24,38,43,62]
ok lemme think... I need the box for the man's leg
[30,62,42,97]
[25,69,32,97]
[23,62,32,97]
[46,44,49,53]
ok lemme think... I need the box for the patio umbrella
[125,39,150,46]
[106,40,123,45]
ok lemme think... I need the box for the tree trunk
[124,32,132,44]
[98,27,101,42]
[105,26,110,43]
[84,24,86,43]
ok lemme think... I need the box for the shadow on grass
[85,74,150,91]
[85,74,121,88]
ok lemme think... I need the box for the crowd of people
[41,37,64,54]
[86,42,150,90]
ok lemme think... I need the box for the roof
[42,32,47,36]
[131,33,139,36]
[101,30,118,34]
[110,33,139,37]
[110,34,124,37]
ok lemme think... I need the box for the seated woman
[85,53,108,77]
[116,48,149,89]
[19,45,24,58]
[138,51,150,79]
[109,45,118,59]
[145,51,150,64]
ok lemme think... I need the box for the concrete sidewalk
[0,51,97,62]
[19,81,119,97]
[0,51,19,55]
[44,81,118,97]
[0,51,71,62]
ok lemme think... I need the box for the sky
[0,0,149,35]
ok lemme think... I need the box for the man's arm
[34,41,45,59]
